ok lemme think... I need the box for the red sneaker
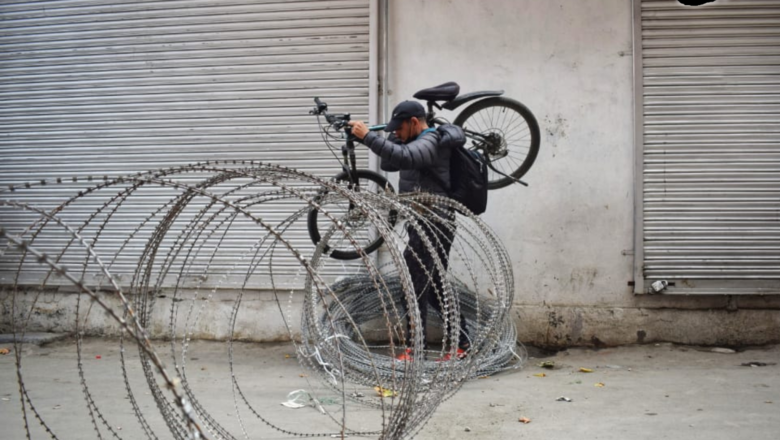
[395,348,413,362]
[435,348,467,362]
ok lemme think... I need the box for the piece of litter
[464,427,471,432]
[538,361,555,369]
[595,382,605,387]
[766,401,774,404]
[299,374,308,378]
[519,417,531,424]
[533,373,546,378]
[350,392,364,398]
[95,355,102,360]
[556,396,572,402]
[711,347,735,354]
[317,397,340,405]
[281,401,307,409]
[313,399,326,414]
[741,361,775,367]
[579,367,593,373]
[0,348,10,355]
[330,435,347,439]
[281,389,311,409]
[1,398,10,401]
[284,354,291,359]
[374,386,397,398]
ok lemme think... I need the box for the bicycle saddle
[413,81,460,102]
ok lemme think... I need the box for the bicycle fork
[341,138,360,211]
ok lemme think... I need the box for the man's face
[394,118,416,142]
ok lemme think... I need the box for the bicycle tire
[307,169,397,260]
[453,97,541,190]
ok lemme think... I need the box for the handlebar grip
[314,97,324,107]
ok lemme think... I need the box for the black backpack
[436,125,489,215]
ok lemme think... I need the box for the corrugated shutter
[0,0,372,287]
[635,0,780,294]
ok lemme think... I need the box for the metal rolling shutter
[0,0,372,287]
[635,0,780,294]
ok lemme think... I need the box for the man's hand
[348,120,369,140]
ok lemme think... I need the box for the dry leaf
[579,367,593,373]
[0,348,10,355]
[595,382,605,387]
[284,354,291,359]
[374,386,398,398]
[299,374,308,378]
[533,373,546,378]
[519,417,531,424]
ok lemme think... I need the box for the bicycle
[307,82,541,260]
[415,81,540,189]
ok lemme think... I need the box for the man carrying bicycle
[349,100,470,362]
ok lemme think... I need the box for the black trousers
[402,209,469,350]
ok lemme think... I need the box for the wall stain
[543,114,568,151]
[569,267,598,292]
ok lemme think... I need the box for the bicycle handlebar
[311,98,385,134]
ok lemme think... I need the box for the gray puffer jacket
[361,125,465,196]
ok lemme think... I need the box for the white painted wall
[388,0,635,307]
[385,0,780,347]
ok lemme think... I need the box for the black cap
[384,100,426,132]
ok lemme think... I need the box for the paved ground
[1,336,778,439]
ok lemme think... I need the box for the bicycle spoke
[489,106,499,130]
[498,106,511,136]
[504,124,531,142]
[332,230,348,253]
[504,152,531,163]
[502,111,526,132]
[474,110,491,134]
[503,142,531,155]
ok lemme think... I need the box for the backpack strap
[415,127,437,139]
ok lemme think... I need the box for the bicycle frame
[338,125,385,209]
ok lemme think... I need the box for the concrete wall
[386,0,780,347]
[1,287,303,342]
[4,0,779,348]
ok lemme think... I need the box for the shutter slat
[0,0,372,286]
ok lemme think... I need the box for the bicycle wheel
[453,97,541,189]
[307,169,397,260]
